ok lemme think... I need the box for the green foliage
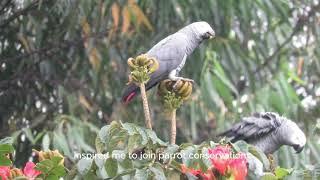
[74,122,277,179]
[163,92,183,110]
[0,137,14,166]
[35,156,66,180]
[261,167,293,180]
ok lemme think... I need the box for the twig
[139,83,152,129]
[170,109,177,144]
[253,29,296,74]
[0,0,42,29]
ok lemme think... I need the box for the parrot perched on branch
[122,21,215,103]
[219,112,306,154]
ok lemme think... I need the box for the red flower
[181,164,201,176]
[201,168,216,180]
[23,162,41,180]
[208,145,231,175]
[208,145,248,180]
[0,166,10,180]
[228,153,247,180]
[181,164,216,180]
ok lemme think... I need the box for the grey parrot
[122,21,215,103]
[219,112,306,154]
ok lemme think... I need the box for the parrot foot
[172,78,194,90]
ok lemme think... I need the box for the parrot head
[188,21,215,40]
[281,119,306,153]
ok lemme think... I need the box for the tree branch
[139,83,152,129]
[254,3,320,74]
[0,0,42,29]
[170,109,177,144]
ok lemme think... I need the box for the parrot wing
[122,32,188,103]
[219,112,282,142]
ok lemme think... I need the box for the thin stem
[170,109,177,144]
[139,83,152,129]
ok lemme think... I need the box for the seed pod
[130,73,139,82]
[136,54,148,66]
[34,149,64,166]
[9,168,23,179]
[127,57,137,70]
[148,58,159,73]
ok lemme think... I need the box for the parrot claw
[172,78,194,90]
[180,78,194,83]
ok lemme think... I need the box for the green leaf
[134,168,149,179]
[36,160,54,173]
[180,146,196,167]
[98,125,110,143]
[0,155,12,166]
[77,158,93,175]
[261,172,277,180]
[105,158,118,178]
[42,133,50,151]
[22,128,35,144]
[53,132,72,157]
[45,174,59,180]
[248,145,270,170]
[162,144,179,163]
[121,123,138,136]
[95,136,105,153]
[0,144,14,154]
[232,140,249,152]
[0,137,13,145]
[50,165,66,177]
[51,156,64,165]
[149,166,166,180]
[135,126,148,145]
[145,129,166,145]
[212,59,239,97]
[35,158,66,178]
[274,167,293,179]
[119,156,133,169]
[127,134,141,153]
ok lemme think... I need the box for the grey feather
[122,21,215,103]
[219,112,306,154]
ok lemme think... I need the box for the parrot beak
[209,31,215,39]
[203,31,215,40]
[293,145,304,153]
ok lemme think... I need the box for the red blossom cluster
[181,164,216,180]
[0,162,41,180]
[181,145,248,180]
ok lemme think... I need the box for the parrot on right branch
[219,112,306,154]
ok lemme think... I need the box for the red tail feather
[123,92,136,104]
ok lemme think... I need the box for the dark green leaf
[105,158,118,178]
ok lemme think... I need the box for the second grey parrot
[219,112,306,154]
[122,21,215,103]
